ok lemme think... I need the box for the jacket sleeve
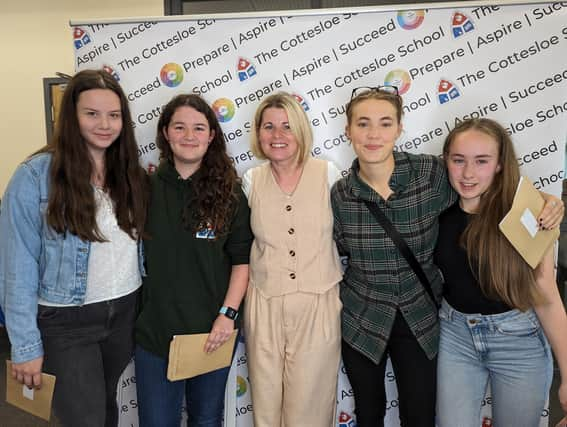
[429,155,457,213]
[0,163,44,363]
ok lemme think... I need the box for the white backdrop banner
[72,2,567,426]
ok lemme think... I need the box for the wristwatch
[219,306,238,320]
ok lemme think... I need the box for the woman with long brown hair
[435,118,567,426]
[0,69,149,426]
[134,94,253,427]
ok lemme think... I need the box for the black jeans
[341,310,437,427]
[38,290,139,427]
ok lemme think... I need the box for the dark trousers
[342,310,437,427]
[38,290,139,427]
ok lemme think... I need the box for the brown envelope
[167,330,238,381]
[499,176,559,269]
[5,360,56,421]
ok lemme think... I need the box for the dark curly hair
[156,94,239,236]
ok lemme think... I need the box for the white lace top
[39,187,141,306]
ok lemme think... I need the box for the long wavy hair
[156,94,239,236]
[443,118,542,310]
[39,69,149,241]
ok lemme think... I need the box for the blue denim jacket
[0,153,145,363]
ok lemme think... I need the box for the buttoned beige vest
[248,157,343,297]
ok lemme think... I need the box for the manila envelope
[167,330,238,381]
[499,176,559,269]
[5,360,56,421]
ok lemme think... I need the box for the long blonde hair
[443,118,542,310]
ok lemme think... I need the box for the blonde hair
[250,92,313,165]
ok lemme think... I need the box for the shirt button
[288,228,295,235]
[285,205,292,212]
[289,250,296,257]
[290,273,296,279]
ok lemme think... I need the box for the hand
[539,193,564,230]
[12,357,43,389]
[556,416,567,427]
[204,315,234,354]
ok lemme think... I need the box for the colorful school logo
[236,376,248,397]
[384,69,411,95]
[437,79,461,104]
[451,12,475,38]
[397,10,425,30]
[292,93,309,111]
[338,411,356,427]
[195,222,215,239]
[237,57,257,82]
[160,63,184,87]
[102,64,120,81]
[212,98,236,123]
[73,27,91,49]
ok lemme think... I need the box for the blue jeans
[135,345,229,427]
[436,299,552,427]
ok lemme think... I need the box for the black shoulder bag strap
[363,199,439,308]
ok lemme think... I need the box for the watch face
[221,306,238,320]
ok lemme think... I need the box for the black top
[135,161,253,358]
[434,202,510,314]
